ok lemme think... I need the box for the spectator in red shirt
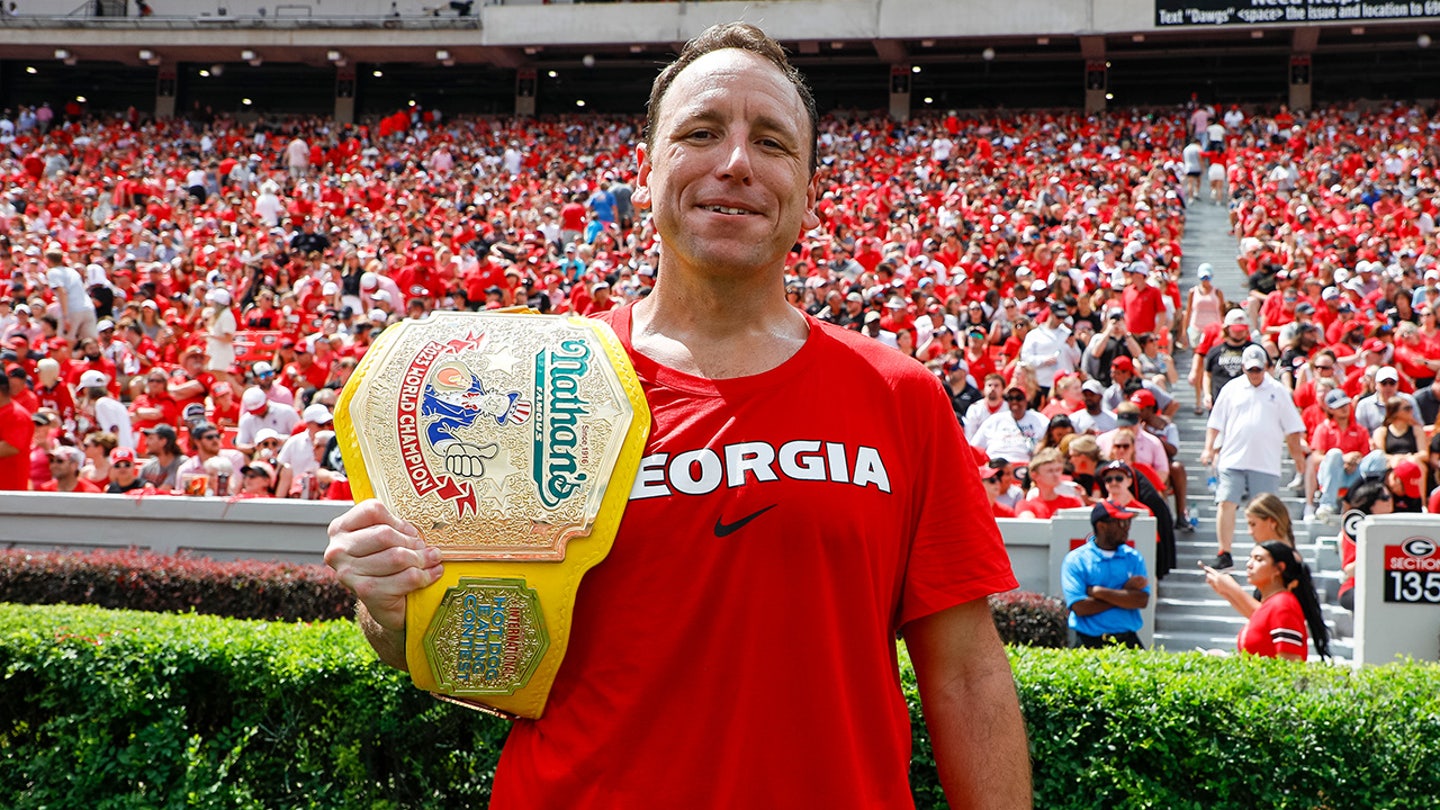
[129,369,181,432]
[979,463,1016,518]
[1120,263,1164,336]
[1015,447,1086,519]
[0,379,35,491]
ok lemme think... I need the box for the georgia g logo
[1401,537,1437,558]
[423,359,531,479]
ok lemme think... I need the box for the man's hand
[1200,448,1214,467]
[324,499,443,669]
[1123,574,1148,592]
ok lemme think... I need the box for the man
[323,24,1030,809]
[44,248,98,343]
[1069,378,1116,435]
[1014,447,1085,519]
[979,463,1016,518]
[1354,366,1418,433]
[1019,300,1079,396]
[277,403,333,495]
[1312,389,1383,523]
[1083,308,1139,386]
[964,372,1008,439]
[1061,499,1150,648]
[138,423,184,491]
[106,446,147,493]
[1132,388,1191,531]
[0,371,35,491]
[174,421,245,495]
[971,382,1048,466]
[39,445,101,493]
[1202,309,1261,410]
[1201,345,1307,569]
[235,387,300,454]
[1102,356,1176,417]
[78,370,134,450]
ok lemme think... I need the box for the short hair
[1065,433,1101,462]
[645,22,818,176]
[1029,447,1064,471]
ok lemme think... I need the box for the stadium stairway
[1150,188,1353,663]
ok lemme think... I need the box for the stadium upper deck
[1,0,1438,117]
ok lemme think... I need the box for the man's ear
[632,142,652,210]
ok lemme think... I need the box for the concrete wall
[0,492,346,565]
[1,492,1158,645]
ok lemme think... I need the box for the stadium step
[1148,189,1353,663]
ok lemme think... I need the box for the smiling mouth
[701,205,755,216]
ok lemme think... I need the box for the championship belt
[336,310,650,719]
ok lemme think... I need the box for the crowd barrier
[1353,514,1440,666]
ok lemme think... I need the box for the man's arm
[904,599,1032,810]
[0,440,19,459]
[1070,577,1150,615]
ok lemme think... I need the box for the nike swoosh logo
[713,504,777,537]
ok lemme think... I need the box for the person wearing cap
[235,386,300,454]
[139,423,185,491]
[1019,300,1080,397]
[105,446,148,493]
[325,26,1028,808]
[174,421,246,495]
[1201,344,1308,569]
[1387,458,1428,513]
[1069,378,1116,435]
[1119,261,1164,337]
[972,380,1049,466]
[203,287,238,384]
[977,463,1016,518]
[1353,365,1418,434]
[0,368,35,491]
[249,360,297,408]
[1060,499,1150,649]
[277,403,334,495]
[38,445,101,493]
[43,248,98,344]
[1130,388,1193,531]
[1201,308,1264,410]
[1101,355,1176,418]
[77,369,134,450]
[238,459,279,498]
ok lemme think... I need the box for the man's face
[1005,388,1028,417]
[1082,389,1102,411]
[112,457,137,485]
[1094,518,1131,551]
[635,48,819,278]
[1031,461,1062,488]
[984,378,1003,402]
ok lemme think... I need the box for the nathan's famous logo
[532,337,593,509]
[397,332,531,515]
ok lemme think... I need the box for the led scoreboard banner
[1383,536,1440,605]
[1155,0,1440,27]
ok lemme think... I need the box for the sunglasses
[198,433,219,441]
[1103,475,1130,483]
[1111,443,1133,449]
[1004,395,1027,402]
[244,471,268,479]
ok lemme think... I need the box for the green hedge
[3,603,1438,809]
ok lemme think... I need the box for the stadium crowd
[0,99,1436,546]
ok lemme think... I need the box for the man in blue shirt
[1061,500,1151,648]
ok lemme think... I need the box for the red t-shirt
[490,304,1018,808]
[36,476,102,493]
[0,401,36,491]
[1015,492,1085,519]
[1238,590,1308,659]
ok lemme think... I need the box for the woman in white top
[203,288,237,384]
